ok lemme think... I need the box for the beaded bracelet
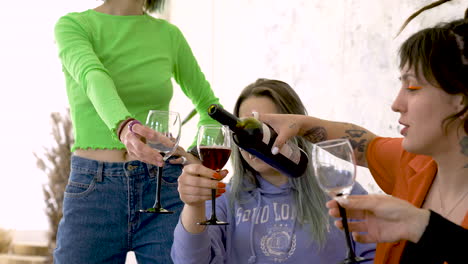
[117,118,136,141]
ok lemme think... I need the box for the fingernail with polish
[272,147,279,155]
[213,172,222,180]
[217,182,226,188]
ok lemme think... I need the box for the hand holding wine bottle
[208,104,308,178]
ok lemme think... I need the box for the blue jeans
[54,155,184,264]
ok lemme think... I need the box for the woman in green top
[53,0,221,263]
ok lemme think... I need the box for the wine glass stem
[338,204,357,260]
[209,168,220,221]
[209,189,217,221]
[153,166,163,210]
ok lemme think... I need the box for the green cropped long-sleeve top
[54,9,220,151]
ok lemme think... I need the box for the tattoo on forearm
[345,129,367,138]
[303,127,327,143]
[346,138,367,153]
[344,129,368,153]
[459,136,468,168]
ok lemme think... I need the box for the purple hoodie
[171,175,375,264]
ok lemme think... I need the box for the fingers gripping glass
[197,125,232,225]
[312,139,371,264]
[139,110,181,214]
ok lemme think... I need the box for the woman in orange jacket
[255,1,468,263]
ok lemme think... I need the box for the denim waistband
[71,155,160,178]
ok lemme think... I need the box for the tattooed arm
[257,114,377,167]
[300,117,377,167]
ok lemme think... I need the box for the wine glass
[312,138,369,264]
[197,125,232,225]
[139,110,181,214]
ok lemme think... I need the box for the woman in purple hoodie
[171,79,376,263]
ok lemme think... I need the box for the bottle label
[280,142,301,165]
[262,123,271,145]
[261,124,301,165]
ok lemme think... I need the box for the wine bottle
[207,104,308,178]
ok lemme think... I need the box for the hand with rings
[172,155,188,165]
[118,119,169,167]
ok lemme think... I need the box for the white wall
[0,0,464,232]
[0,0,98,231]
[170,0,464,192]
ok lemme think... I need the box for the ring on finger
[181,156,188,165]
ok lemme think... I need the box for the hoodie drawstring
[247,190,263,264]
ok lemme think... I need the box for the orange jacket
[366,137,468,263]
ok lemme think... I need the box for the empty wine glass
[197,125,232,225]
[139,110,181,214]
[312,138,370,264]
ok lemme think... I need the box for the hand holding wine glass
[197,124,232,225]
[326,194,431,244]
[118,120,166,167]
[313,138,370,264]
[139,110,181,214]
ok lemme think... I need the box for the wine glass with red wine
[139,110,181,214]
[312,138,370,264]
[197,124,232,225]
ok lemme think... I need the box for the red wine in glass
[199,146,231,171]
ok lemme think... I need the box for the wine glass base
[340,257,372,264]
[197,219,229,225]
[139,208,174,214]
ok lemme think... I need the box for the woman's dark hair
[144,0,166,13]
[102,0,165,13]
[229,79,330,245]
[398,1,468,132]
